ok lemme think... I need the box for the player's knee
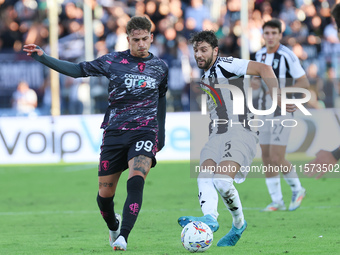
[98,187,115,198]
[262,154,271,164]
[270,154,283,166]
[212,174,234,197]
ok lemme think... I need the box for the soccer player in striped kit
[251,19,310,212]
[178,30,296,247]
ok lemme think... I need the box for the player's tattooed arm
[133,155,151,175]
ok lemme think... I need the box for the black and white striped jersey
[253,44,305,115]
[200,56,253,135]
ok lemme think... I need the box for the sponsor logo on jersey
[199,82,222,109]
[120,58,130,64]
[124,74,156,89]
[223,152,232,158]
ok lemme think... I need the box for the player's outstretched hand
[285,103,297,113]
[23,44,44,56]
[304,149,337,179]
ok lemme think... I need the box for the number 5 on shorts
[135,140,153,152]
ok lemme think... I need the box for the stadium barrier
[0,109,339,164]
[0,112,190,164]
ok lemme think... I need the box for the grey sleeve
[32,52,84,78]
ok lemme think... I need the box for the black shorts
[98,130,157,176]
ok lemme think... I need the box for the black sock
[120,175,145,241]
[96,193,119,231]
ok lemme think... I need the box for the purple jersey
[79,50,168,132]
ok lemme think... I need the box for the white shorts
[258,115,293,146]
[200,129,258,183]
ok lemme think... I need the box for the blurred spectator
[288,20,309,45]
[14,0,36,23]
[0,0,340,113]
[184,0,210,33]
[279,0,297,26]
[322,65,338,108]
[38,74,52,115]
[259,0,273,21]
[305,63,324,109]
[324,17,340,44]
[225,0,241,23]
[161,36,197,111]
[61,76,88,115]
[11,80,38,116]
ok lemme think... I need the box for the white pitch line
[1,205,339,216]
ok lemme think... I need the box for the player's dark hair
[126,16,152,35]
[189,30,218,49]
[263,19,282,33]
[331,3,340,30]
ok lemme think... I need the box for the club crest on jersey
[272,59,279,69]
[138,62,146,73]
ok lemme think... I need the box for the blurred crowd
[0,0,339,115]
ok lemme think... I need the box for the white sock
[265,176,283,204]
[283,167,302,192]
[213,174,244,229]
[197,171,219,219]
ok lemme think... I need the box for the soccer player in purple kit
[24,16,168,251]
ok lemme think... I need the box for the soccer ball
[181,221,213,253]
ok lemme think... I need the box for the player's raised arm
[246,61,278,95]
[292,74,310,89]
[246,61,296,113]
[23,44,83,78]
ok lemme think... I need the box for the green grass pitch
[0,156,339,254]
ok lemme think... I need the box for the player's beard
[196,54,214,70]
